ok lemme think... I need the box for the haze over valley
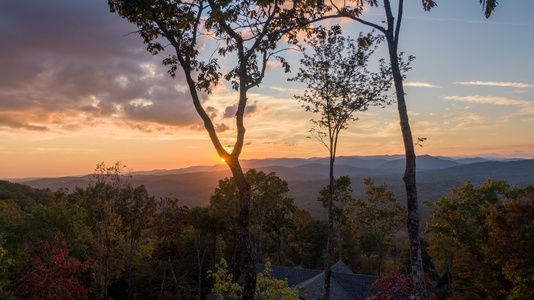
[15,155,533,219]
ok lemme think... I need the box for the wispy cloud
[454,81,533,88]
[267,86,304,93]
[443,112,490,129]
[404,16,534,27]
[443,95,530,106]
[404,81,442,88]
[31,147,99,154]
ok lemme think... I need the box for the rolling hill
[13,155,534,217]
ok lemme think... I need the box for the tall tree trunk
[169,258,181,300]
[180,52,257,298]
[322,155,336,300]
[196,242,207,300]
[227,159,257,300]
[385,31,428,300]
[127,235,135,300]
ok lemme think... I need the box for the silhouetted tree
[290,25,394,299]
[296,2,500,298]
[108,2,299,296]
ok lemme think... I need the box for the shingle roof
[256,264,322,287]
[264,261,378,300]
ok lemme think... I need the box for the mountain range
[13,155,534,219]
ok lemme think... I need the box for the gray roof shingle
[265,261,378,300]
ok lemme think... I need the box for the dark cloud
[215,123,230,132]
[0,0,203,132]
[0,113,50,132]
[222,102,259,118]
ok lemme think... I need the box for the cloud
[454,81,533,88]
[443,95,530,106]
[215,123,230,132]
[443,112,490,129]
[0,113,50,132]
[30,147,99,154]
[267,86,304,93]
[404,16,534,27]
[223,102,259,118]
[403,81,442,88]
[0,0,203,133]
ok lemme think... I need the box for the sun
[220,158,226,163]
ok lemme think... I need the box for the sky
[1,0,533,178]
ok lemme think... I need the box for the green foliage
[209,259,298,300]
[255,261,299,300]
[208,258,243,300]
[426,180,519,299]
[317,176,353,221]
[317,176,353,261]
[0,180,58,210]
[487,186,534,300]
[210,169,296,264]
[0,239,13,300]
[349,178,405,275]
[287,209,328,269]
[22,202,90,258]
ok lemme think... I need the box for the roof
[215,261,378,300]
[265,261,378,300]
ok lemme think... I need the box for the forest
[0,161,533,299]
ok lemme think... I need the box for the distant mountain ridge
[12,155,534,218]
[130,154,524,176]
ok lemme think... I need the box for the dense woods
[0,162,532,299]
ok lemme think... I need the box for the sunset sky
[1,0,533,178]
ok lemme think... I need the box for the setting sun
[221,158,226,163]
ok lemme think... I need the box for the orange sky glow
[1,1,533,178]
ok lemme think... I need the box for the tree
[108,2,297,296]
[209,169,296,266]
[79,162,131,299]
[367,271,437,300]
[0,239,11,299]
[349,178,405,276]
[290,25,394,299]
[186,206,221,299]
[151,197,190,298]
[295,2,500,298]
[426,180,516,299]
[116,184,157,299]
[487,185,534,300]
[287,208,329,269]
[6,238,89,300]
[317,176,353,261]
[209,259,299,300]
[254,261,299,300]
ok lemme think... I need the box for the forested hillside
[1,160,533,299]
[17,156,534,218]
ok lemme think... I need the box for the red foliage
[366,271,437,300]
[6,238,89,300]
